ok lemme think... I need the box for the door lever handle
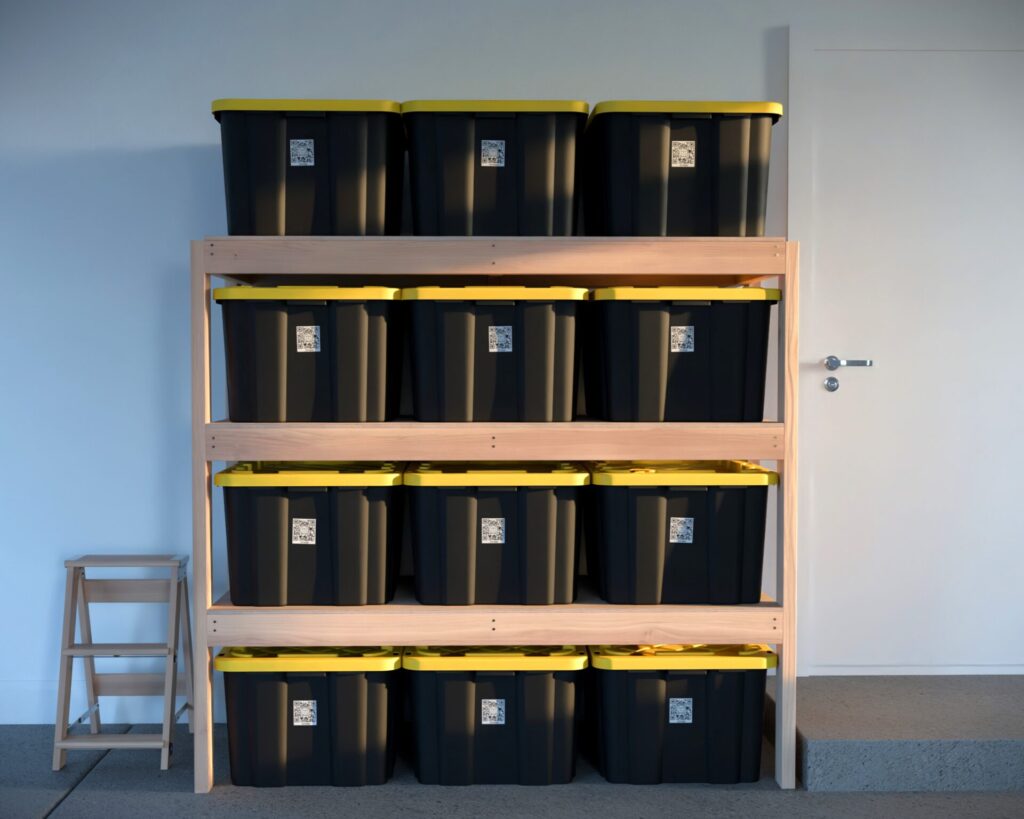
[824,356,874,371]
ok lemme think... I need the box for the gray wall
[1,0,1020,722]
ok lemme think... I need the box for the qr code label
[669,516,694,544]
[671,140,696,168]
[292,518,317,545]
[669,697,693,724]
[481,698,506,725]
[481,517,506,544]
[290,138,315,166]
[670,325,695,353]
[480,139,506,167]
[296,325,320,353]
[488,325,513,353]
[293,699,317,726]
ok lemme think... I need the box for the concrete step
[767,675,1024,791]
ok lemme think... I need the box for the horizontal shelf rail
[202,236,787,279]
[205,422,784,462]
[208,594,784,647]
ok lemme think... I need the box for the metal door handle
[824,356,874,371]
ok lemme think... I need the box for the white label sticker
[293,699,317,726]
[481,517,506,544]
[480,139,506,167]
[290,138,315,166]
[296,325,321,353]
[488,325,513,353]
[481,698,506,725]
[670,325,695,353]
[669,516,694,544]
[669,697,693,724]
[292,518,317,545]
[671,140,696,168]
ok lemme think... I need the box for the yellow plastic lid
[592,286,779,302]
[404,462,590,487]
[215,462,402,488]
[214,286,399,302]
[403,646,587,672]
[212,99,400,116]
[592,461,778,487]
[590,644,777,671]
[401,100,588,115]
[401,286,587,302]
[214,646,401,672]
[590,100,783,120]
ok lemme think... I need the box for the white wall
[1,0,1020,723]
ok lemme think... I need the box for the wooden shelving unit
[191,236,799,793]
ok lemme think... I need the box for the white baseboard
[805,664,1024,675]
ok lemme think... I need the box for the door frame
[787,22,1024,676]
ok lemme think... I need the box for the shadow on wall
[757,25,789,604]
[762,24,789,240]
[0,145,226,724]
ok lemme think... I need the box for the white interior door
[789,38,1024,674]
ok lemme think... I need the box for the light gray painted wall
[1,0,1020,722]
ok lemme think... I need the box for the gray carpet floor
[3,724,1022,819]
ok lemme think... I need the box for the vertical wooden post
[52,566,79,770]
[75,570,101,734]
[775,242,799,789]
[191,241,214,793]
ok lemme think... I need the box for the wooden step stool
[52,555,194,770]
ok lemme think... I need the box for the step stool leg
[76,571,101,734]
[159,573,181,770]
[52,566,80,771]
[178,577,195,734]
